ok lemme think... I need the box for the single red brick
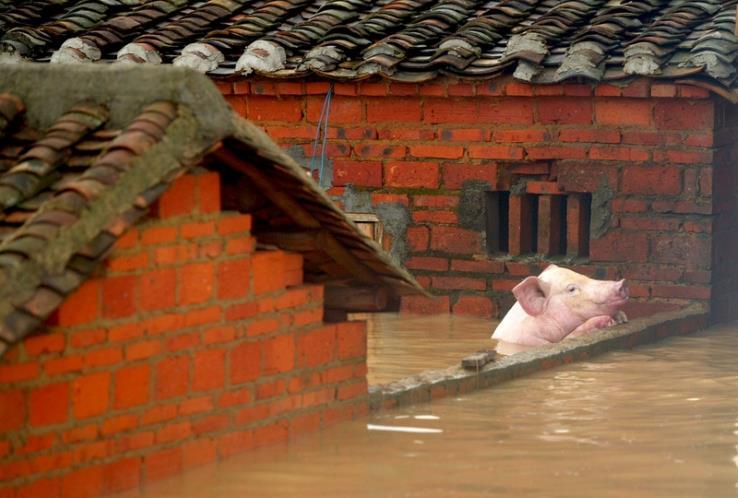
[590,231,648,262]
[101,414,137,435]
[307,96,363,124]
[412,210,458,224]
[337,321,366,360]
[384,161,439,188]
[424,99,476,124]
[559,129,621,144]
[145,446,183,482]
[157,174,197,218]
[442,163,498,189]
[366,98,421,122]
[371,193,409,205]
[478,100,534,124]
[405,256,449,271]
[409,144,464,159]
[155,356,190,400]
[298,326,336,367]
[492,129,547,143]
[55,279,99,326]
[218,214,252,236]
[125,340,161,361]
[595,99,653,126]
[353,143,406,159]
[141,404,177,426]
[24,333,65,357]
[102,275,137,319]
[230,342,260,384]
[114,364,150,409]
[181,220,216,240]
[678,85,710,99]
[104,457,140,495]
[256,379,287,400]
[184,306,222,327]
[247,96,303,121]
[468,145,524,160]
[113,228,138,250]
[179,396,214,416]
[413,194,459,209]
[106,252,149,273]
[166,332,200,352]
[0,390,24,431]
[450,259,505,273]
[252,251,286,295]
[594,84,622,97]
[141,225,177,246]
[262,334,295,374]
[45,355,85,376]
[0,361,39,382]
[453,295,496,318]
[139,268,177,311]
[590,146,649,162]
[70,328,106,349]
[378,127,435,140]
[85,347,123,368]
[72,372,109,419]
[430,226,482,254]
[192,348,226,391]
[217,259,250,300]
[538,98,592,124]
[333,160,382,187]
[30,382,69,427]
[198,172,221,214]
[432,276,486,290]
[156,421,192,444]
[526,146,587,160]
[406,226,429,251]
[621,166,681,195]
[337,380,368,401]
[179,263,215,305]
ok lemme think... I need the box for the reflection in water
[361,312,497,385]
[124,323,738,498]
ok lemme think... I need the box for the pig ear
[513,277,549,316]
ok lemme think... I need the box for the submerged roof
[0,63,423,357]
[0,1,737,97]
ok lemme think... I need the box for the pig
[491,265,628,346]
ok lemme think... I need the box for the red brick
[590,146,649,162]
[431,226,482,254]
[590,232,648,262]
[225,236,254,255]
[654,149,713,165]
[126,340,161,360]
[139,268,176,311]
[252,251,286,294]
[478,100,534,124]
[622,166,681,195]
[337,321,367,359]
[182,438,217,469]
[85,347,123,368]
[654,100,713,130]
[24,333,65,357]
[181,220,216,239]
[453,295,496,318]
[333,160,382,187]
[230,342,260,384]
[157,421,191,444]
[678,85,710,99]
[298,326,336,367]
[198,172,221,214]
[166,332,200,352]
[192,414,228,435]
[102,275,137,319]
[145,447,183,482]
[156,356,190,399]
[505,81,534,96]
[70,328,106,349]
[450,259,505,273]
[30,382,69,427]
[622,79,651,98]
[526,181,561,195]
[257,379,287,400]
[407,226,429,251]
[378,128,434,140]
[492,129,546,143]
[371,193,409,206]
[595,99,653,126]
[290,412,322,436]
[61,465,106,498]
[247,96,303,121]
[405,256,449,271]
[141,404,177,425]
[385,161,439,188]
[45,355,84,376]
[432,276,485,291]
[113,228,138,250]
[337,380,367,401]
[409,144,464,159]
[651,235,710,266]
[559,129,621,144]
[424,99,476,124]
[179,263,215,305]
[157,174,196,218]
[101,414,137,435]
[192,348,226,391]
[217,430,254,458]
[262,334,295,374]
[412,210,457,224]
[413,195,459,209]
[55,279,99,326]
[651,83,677,98]
[104,457,140,495]
[526,145,587,160]
[0,390,24,431]
[218,214,252,236]
[308,96,363,123]
[72,372,109,419]
[442,163,498,189]
[106,252,149,273]
[419,83,446,97]
[114,364,150,409]
[594,84,622,97]
[366,98,421,122]
[468,145,524,160]
[0,361,39,382]
[203,325,236,344]
[440,128,486,141]
[217,259,250,300]
[538,98,592,124]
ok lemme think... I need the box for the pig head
[492,265,629,346]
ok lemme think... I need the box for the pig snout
[615,279,629,300]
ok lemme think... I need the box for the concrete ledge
[368,304,708,410]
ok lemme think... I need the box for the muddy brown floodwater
[123,321,738,498]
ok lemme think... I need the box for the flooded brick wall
[0,172,368,498]
[220,76,716,320]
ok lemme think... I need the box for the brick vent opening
[486,191,591,258]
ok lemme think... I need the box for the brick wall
[0,171,368,498]
[219,76,718,320]
[710,101,738,323]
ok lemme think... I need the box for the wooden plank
[324,285,388,311]
[316,229,377,284]
[257,230,319,252]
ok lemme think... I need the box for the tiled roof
[0,1,737,97]
[0,63,423,356]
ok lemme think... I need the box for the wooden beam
[213,147,321,229]
[257,230,319,252]
[213,146,378,285]
[324,285,389,312]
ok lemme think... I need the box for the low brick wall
[369,305,708,410]
[0,172,368,498]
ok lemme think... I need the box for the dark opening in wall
[486,191,591,258]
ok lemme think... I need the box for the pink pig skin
[492,265,629,346]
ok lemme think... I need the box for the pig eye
[566,284,579,294]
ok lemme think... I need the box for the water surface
[126,322,738,498]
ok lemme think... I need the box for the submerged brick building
[0,65,421,497]
[1,1,738,322]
